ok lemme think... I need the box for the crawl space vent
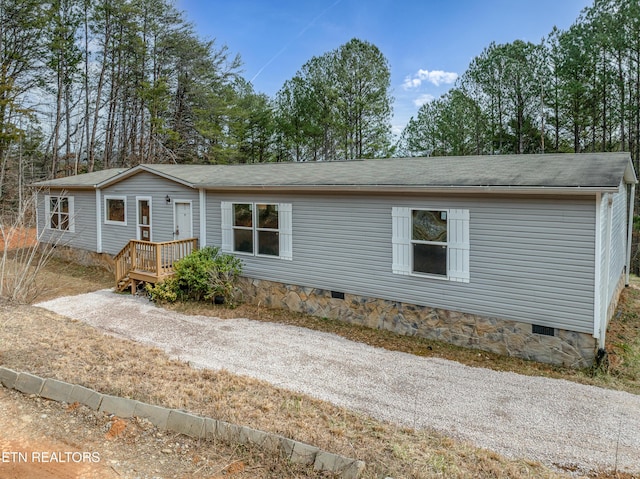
[331,291,345,300]
[532,324,555,336]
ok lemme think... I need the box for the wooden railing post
[131,241,137,273]
[156,242,162,276]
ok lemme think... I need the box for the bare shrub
[0,192,63,303]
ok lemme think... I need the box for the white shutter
[448,209,470,283]
[392,207,411,275]
[221,202,233,253]
[278,203,293,260]
[68,196,75,233]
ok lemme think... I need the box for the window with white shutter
[392,207,469,282]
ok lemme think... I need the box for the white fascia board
[96,164,195,189]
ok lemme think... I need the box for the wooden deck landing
[114,238,197,293]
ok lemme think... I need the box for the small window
[412,210,447,276]
[47,196,73,231]
[105,196,126,224]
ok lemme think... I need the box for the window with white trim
[412,210,448,276]
[392,207,469,282]
[104,196,127,225]
[45,195,74,232]
[221,202,292,260]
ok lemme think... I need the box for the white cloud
[413,94,435,107]
[403,69,458,90]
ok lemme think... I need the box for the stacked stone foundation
[239,277,597,368]
[41,244,115,272]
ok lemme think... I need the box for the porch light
[165,195,171,204]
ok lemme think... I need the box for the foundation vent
[331,291,345,300]
[532,324,555,336]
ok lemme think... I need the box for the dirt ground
[0,385,266,479]
[0,227,37,252]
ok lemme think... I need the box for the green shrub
[145,246,243,306]
[173,246,220,301]
[205,253,243,308]
[145,277,179,303]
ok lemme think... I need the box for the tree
[45,0,83,177]
[399,87,488,157]
[274,38,393,162]
[333,38,392,159]
[465,40,545,154]
[0,0,48,199]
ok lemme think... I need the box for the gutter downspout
[599,195,614,350]
[199,188,206,247]
[626,183,636,286]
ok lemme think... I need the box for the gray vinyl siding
[609,182,628,301]
[595,181,629,331]
[100,172,200,255]
[37,188,97,251]
[205,193,596,334]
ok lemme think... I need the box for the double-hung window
[45,195,74,232]
[412,210,448,276]
[222,202,292,260]
[392,207,469,282]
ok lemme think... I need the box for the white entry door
[174,201,192,240]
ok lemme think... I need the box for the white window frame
[255,203,280,258]
[231,203,254,255]
[104,195,127,225]
[45,195,75,232]
[221,202,292,260]
[411,209,449,279]
[392,207,469,283]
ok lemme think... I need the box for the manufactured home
[34,153,637,367]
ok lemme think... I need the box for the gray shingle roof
[31,168,127,188]
[33,153,637,192]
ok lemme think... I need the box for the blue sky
[176,0,593,135]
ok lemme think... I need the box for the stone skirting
[239,277,598,368]
[41,244,115,272]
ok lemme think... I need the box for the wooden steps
[114,238,198,293]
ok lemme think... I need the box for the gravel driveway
[36,290,640,475]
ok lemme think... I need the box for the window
[392,207,469,282]
[257,204,279,256]
[233,203,254,253]
[45,195,74,232]
[412,210,448,276]
[105,196,127,224]
[222,202,292,260]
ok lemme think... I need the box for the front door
[174,201,192,240]
[137,197,152,241]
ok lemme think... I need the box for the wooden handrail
[114,238,198,290]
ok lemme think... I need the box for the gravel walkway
[36,290,640,475]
